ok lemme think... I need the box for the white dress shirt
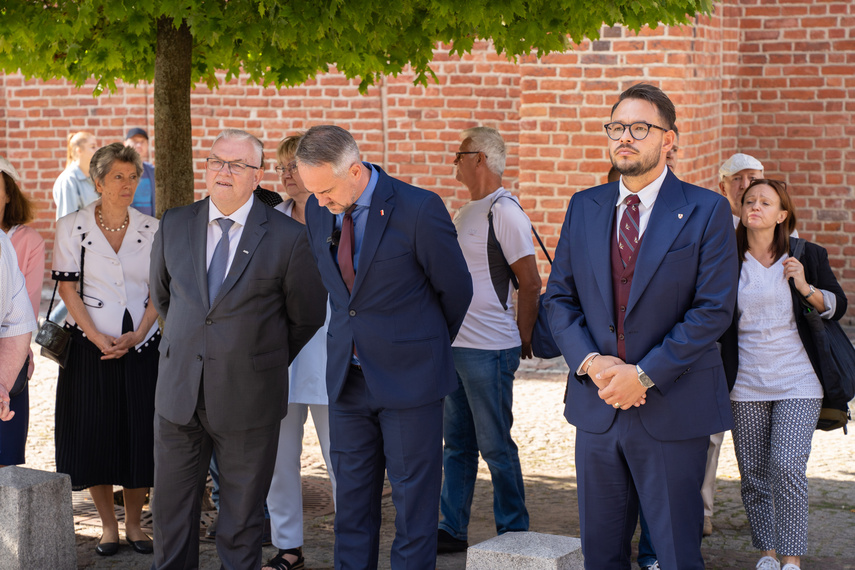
[206,194,255,274]
[0,231,37,338]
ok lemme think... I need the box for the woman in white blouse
[53,143,160,557]
[721,179,847,570]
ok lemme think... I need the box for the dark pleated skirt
[55,324,160,491]
[0,359,29,465]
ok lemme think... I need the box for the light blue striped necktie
[208,217,235,302]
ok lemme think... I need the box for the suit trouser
[575,407,708,570]
[330,366,443,570]
[152,388,280,570]
[266,402,336,549]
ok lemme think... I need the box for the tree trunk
[154,17,194,217]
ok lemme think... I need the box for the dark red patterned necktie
[338,205,356,291]
[619,195,641,268]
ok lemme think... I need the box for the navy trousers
[330,366,443,570]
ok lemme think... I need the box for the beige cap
[719,153,763,177]
[0,156,20,182]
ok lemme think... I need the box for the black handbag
[35,283,72,368]
[35,238,86,368]
[487,196,560,359]
[790,239,855,433]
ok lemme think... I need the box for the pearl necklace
[97,207,129,233]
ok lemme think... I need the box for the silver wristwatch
[636,365,654,389]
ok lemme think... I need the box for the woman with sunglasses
[720,179,846,570]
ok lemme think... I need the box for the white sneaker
[781,565,801,570]
[756,556,781,570]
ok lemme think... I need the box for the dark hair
[611,83,677,133]
[1,172,34,228]
[89,143,143,189]
[736,179,796,263]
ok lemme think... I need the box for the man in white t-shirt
[0,231,37,421]
[437,127,541,553]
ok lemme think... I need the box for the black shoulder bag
[790,238,854,433]
[487,195,560,359]
[35,237,86,368]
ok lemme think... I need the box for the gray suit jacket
[149,197,326,431]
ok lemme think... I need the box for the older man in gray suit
[149,129,326,569]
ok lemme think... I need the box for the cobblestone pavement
[19,350,855,569]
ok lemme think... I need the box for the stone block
[0,466,76,570]
[466,531,584,570]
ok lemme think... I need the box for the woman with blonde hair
[53,131,99,220]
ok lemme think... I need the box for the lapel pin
[678,214,683,219]
[380,209,385,216]
[242,250,249,254]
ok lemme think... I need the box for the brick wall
[1,0,853,321]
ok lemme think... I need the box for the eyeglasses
[745,178,788,194]
[603,121,670,141]
[454,151,486,162]
[206,158,260,175]
[275,161,298,176]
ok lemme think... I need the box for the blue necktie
[208,218,235,302]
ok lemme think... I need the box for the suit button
[621,277,628,284]
[620,305,626,312]
[206,319,213,325]
[619,334,625,340]
[609,325,615,333]
[349,309,356,317]
[196,355,203,361]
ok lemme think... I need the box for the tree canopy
[0,0,712,211]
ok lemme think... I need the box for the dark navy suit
[544,169,738,569]
[305,164,472,569]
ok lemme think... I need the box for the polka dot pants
[731,398,821,557]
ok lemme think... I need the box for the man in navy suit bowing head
[544,84,738,569]
[298,125,472,570]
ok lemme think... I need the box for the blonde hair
[66,131,94,167]
[276,133,305,164]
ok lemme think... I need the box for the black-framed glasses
[275,161,298,176]
[745,178,788,194]
[603,121,670,141]
[454,151,486,162]
[206,158,260,175]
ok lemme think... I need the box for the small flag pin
[243,249,249,254]
[677,214,683,219]
[381,209,385,216]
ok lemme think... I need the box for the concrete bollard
[0,466,76,570]
[466,531,584,570]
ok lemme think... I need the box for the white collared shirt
[614,166,669,240]
[206,194,255,275]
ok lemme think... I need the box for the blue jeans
[638,507,657,567]
[439,346,528,539]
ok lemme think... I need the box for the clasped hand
[93,330,141,360]
[587,355,648,410]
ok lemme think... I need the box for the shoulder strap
[788,238,812,311]
[489,194,553,265]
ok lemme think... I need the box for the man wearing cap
[124,128,156,216]
[718,153,764,228]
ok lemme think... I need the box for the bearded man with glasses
[149,129,327,570]
[544,83,738,569]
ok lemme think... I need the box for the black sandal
[263,547,304,570]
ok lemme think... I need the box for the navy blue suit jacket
[305,164,472,409]
[544,169,738,440]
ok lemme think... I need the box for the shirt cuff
[577,352,599,376]
[819,288,837,318]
